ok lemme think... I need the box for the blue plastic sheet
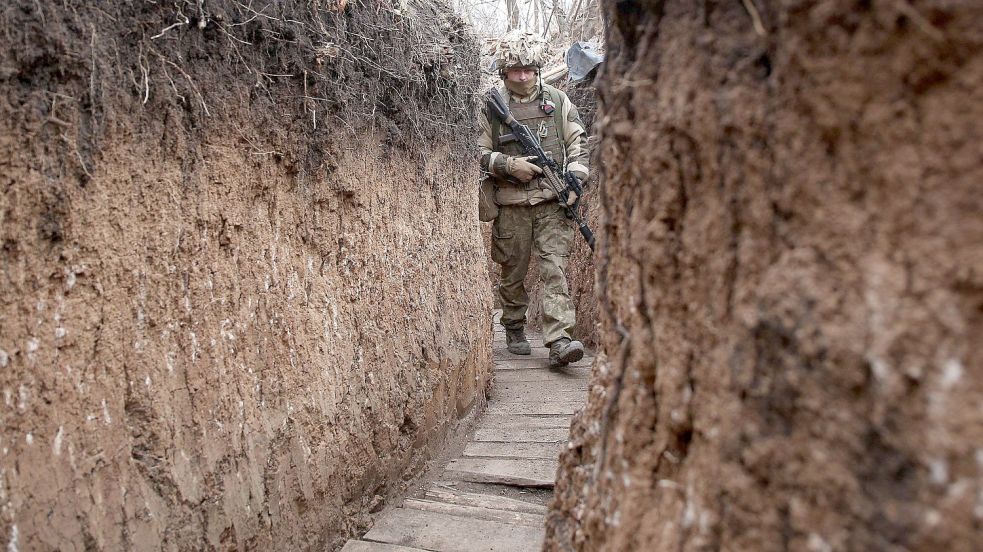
[565,42,604,82]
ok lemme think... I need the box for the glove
[564,190,578,206]
[568,172,588,190]
[507,156,543,183]
[565,172,585,206]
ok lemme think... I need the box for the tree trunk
[550,0,567,42]
[506,0,519,30]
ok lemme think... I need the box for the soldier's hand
[565,190,578,206]
[507,156,543,183]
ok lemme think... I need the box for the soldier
[479,31,589,368]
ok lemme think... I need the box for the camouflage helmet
[493,30,548,73]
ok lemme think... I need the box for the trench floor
[340,314,592,551]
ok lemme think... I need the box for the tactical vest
[491,84,567,206]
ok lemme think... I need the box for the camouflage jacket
[479,83,589,206]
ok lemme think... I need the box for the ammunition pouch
[478,177,499,222]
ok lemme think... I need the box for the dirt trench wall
[563,80,601,347]
[549,1,982,551]
[0,1,490,551]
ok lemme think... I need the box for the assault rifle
[486,88,596,251]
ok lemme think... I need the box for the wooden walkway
[340,320,591,552]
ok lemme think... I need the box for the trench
[2,1,981,552]
[336,313,593,551]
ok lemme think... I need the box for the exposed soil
[5,1,982,551]
[0,1,490,551]
[548,1,983,551]
[563,79,601,348]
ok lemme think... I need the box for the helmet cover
[494,30,549,72]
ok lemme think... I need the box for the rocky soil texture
[0,1,489,550]
[548,1,982,551]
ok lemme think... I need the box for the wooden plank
[493,348,556,360]
[494,377,588,388]
[492,346,548,358]
[492,368,591,379]
[464,440,564,460]
[493,360,592,371]
[474,427,570,443]
[494,367,590,387]
[341,541,429,552]
[485,402,581,415]
[494,348,593,360]
[477,414,572,429]
[423,487,548,515]
[401,498,544,528]
[489,389,588,404]
[494,372,590,385]
[445,457,558,488]
[492,378,588,392]
[363,507,544,552]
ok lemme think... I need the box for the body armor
[491,84,567,206]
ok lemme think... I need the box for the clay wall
[549,1,982,550]
[0,1,490,550]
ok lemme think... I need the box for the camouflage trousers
[491,202,575,345]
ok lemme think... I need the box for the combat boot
[505,327,531,355]
[549,338,584,368]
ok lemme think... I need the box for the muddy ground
[0,1,490,550]
[549,1,982,551]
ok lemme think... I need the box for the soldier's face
[505,67,537,83]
